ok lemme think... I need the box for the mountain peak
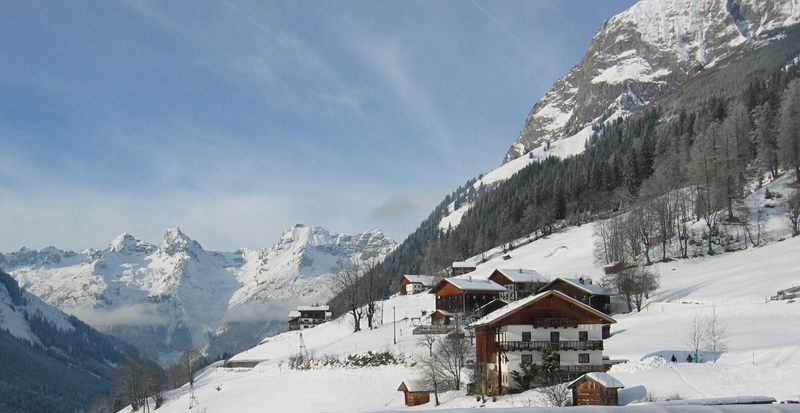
[159,227,203,256]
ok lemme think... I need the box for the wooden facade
[472,290,616,393]
[568,374,623,406]
[398,381,431,406]
[488,270,545,301]
[431,281,503,314]
[538,278,611,314]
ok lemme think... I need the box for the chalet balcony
[496,340,603,352]
[532,318,578,328]
[558,365,605,374]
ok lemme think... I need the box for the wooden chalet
[399,274,435,295]
[568,372,624,406]
[471,289,616,394]
[539,277,612,314]
[398,380,432,406]
[430,278,507,315]
[451,261,477,276]
[287,305,332,331]
[488,269,548,301]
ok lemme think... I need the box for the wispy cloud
[66,303,167,328]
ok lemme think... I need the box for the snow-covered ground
[124,176,800,413]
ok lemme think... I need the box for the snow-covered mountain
[504,0,800,162]
[0,270,133,412]
[0,224,396,361]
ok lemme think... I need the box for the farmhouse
[398,274,435,295]
[287,305,332,331]
[397,380,431,406]
[430,278,507,315]
[568,372,624,406]
[488,268,547,301]
[539,277,612,314]
[451,261,477,276]
[471,289,616,394]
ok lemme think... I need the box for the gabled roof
[401,274,436,286]
[297,305,330,312]
[288,310,301,320]
[542,277,611,296]
[431,277,507,294]
[398,380,433,393]
[432,309,454,317]
[470,289,616,327]
[491,268,547,284]
[478,298,509,312]
[452,261,477,268]
[568,372,625,389]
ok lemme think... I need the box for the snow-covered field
[125,177,800,413]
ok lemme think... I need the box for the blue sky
[0,0,636,251]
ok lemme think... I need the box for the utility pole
[393,306,396,345]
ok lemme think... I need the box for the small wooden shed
[567,372,624,406]
[398,380,432,406]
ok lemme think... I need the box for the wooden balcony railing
[532,318,578,328]
[558,365,605,373]
[496,340,603,351]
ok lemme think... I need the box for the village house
[477,298,509,317]
[567,372,624,406]
[471,289,616,394]
[539,277,612,314]
[451,261,477,276]
[287,305,332,331]
[398,274,436,295]
[488,268,548,301]
[430,277,507,316]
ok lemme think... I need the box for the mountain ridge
[1,224,396,361]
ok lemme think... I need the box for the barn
[567,372,624,406]
[397,380,432,406]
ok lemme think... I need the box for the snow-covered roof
[568,372,625,389]
[479,298,508,311]
[492,268,547,283]
[546,277,611,295]
[297,305,330,312]
[439,278,507,292]
[288,310,301,319]
[471,289,616,327]
[398,380,433,393]
[402,274,435,286]
[432,309,454,316]
[452,261,476,268]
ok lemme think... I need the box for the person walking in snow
[686,354,693,363]
[671,354,677,363]
[699,354,705,363]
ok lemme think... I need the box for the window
[579,331,588,342]
[521,332,531,342]
[521,354,533,365]
[550,331,560,342]
[579,353,590,364]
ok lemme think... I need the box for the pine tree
[778,79,800,182]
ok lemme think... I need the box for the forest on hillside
[329,27,800,314]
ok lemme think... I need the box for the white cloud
[66,303,167,328]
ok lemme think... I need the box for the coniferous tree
[778,79,800,182]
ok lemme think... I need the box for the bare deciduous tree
[538,383,571,407]
[434,332,471,390]
[416,354,445,406]
[417,334,437,357]
[685,315,706,362]
[704,305,728,362]
[787,190,800,237]
[332,258,365,332]
[614,266,659,312]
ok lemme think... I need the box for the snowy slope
[2,224,396,361]
[125,177,800,412]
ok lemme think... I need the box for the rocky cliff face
[505,0,800,162]
[1,225,396,361]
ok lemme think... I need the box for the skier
[671,354,677,363]
[686,354,693,363]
